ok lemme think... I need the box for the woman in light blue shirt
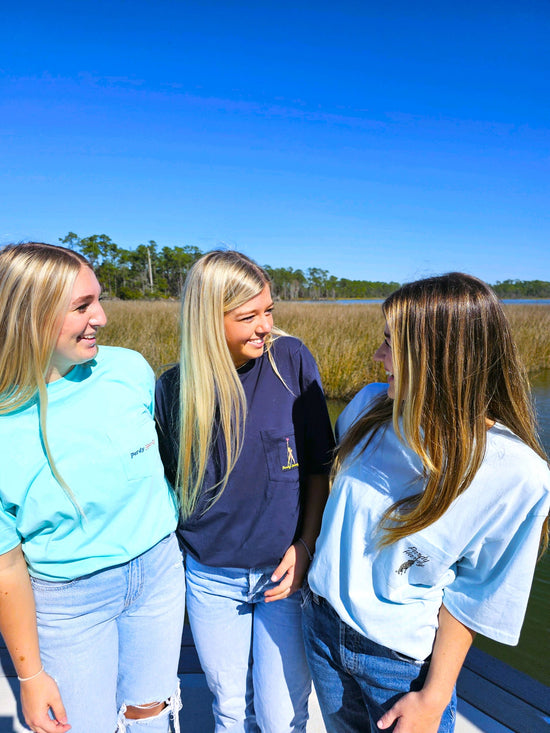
[304,272,550,733]
[0,243,184,733]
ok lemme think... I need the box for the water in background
[474,369,550,685]
[327,369,550,686]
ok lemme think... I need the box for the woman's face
[373,321,395,399]
[47,266,107,382]
[224,284,274,368]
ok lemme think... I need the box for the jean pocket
[389,647,427,666]
[30,576,78,592]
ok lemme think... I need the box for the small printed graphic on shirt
[130,438,156,459]
[396,546,430,575]
[282,437,299,471]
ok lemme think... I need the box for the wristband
[298,537,313,561]
[17,665,44,682]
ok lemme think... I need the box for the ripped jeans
[31,533,185,732]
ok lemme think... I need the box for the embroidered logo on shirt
[396,546,430,575]
[130,439,155,459]
[282,437,299,470]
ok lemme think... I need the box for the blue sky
[1,1,549,283]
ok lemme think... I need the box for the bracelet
[298,537,313,562]
[17,665,44,682]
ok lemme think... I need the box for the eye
[76,304,89,313]
[384,337,391,349]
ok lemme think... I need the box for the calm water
[474,370,550,685]
[328,369,550,686]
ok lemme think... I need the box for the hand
[20,671,71,732]
[264,541,310,603]
[377,690,446,733]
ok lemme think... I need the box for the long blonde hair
[176,250,285,519]
[335,272,548,550]
[0,242,92,506]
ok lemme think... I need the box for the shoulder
[96,345,152,372]
[156,364,180,395]
[336,383,388,439]
[483,425,550,503]
[271,335,307,358]
[94,346,155,388]
[270,335,317,369]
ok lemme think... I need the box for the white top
[308,383,550,661]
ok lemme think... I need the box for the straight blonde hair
[176,250,285,519]
[0,242,92,507]
[334,272,548,551]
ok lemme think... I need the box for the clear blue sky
[1,0,548,284]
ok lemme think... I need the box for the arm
[264,473,329,602]
[0,545,70,732]
[377,604,475,733]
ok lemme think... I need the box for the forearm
[421,604,476,710]
[377,604,475,731]
[299,473,329,552]
[0,545,42,678]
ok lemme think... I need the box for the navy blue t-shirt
[155,336,335,568]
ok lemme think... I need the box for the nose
[257,315,272,334]
[90,302,108,328]
[373,342,386,362]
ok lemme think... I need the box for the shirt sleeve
[155,368,180,489]
[0,496,21,556]
[335,383,388,442]
[443,500,548,645]
[297,343,335,475]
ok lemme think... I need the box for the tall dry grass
[100,301,550,401]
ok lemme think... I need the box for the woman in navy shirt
[156,250,334,732]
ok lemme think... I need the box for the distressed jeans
[31,533,185,732]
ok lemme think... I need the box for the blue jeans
[186,555,311,732]
[31,533,185,733]
[302,593,456,733]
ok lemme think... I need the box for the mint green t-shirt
[0,346,178,580]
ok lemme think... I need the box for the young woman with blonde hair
[155,250,334,732]
[303,272,550,733]
[0,242,184,733]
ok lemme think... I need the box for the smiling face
[47,266,107,382]
[224,283,274,367]
[373,321,395,399]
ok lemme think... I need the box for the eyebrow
[71,294,96,306]
[235,302,274,316]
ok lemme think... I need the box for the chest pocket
[106,408,159,482]
[261,429,300,482]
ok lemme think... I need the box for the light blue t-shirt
[0,346,178,580]
[309,383,550,661]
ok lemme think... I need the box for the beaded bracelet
[298,537,313,561]
[17,665,44,682]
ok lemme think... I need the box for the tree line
[58,233,550,301]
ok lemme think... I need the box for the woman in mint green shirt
[0,243,184,733]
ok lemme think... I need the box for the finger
[377,707,399,729]
[264,577,293,599]
[271,559,293,582]
[264,587,291,602]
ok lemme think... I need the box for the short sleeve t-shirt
[0,346,178,580]
[155,336,335,568]
[308,383,550,660]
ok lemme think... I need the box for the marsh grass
[101,301,550,400]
